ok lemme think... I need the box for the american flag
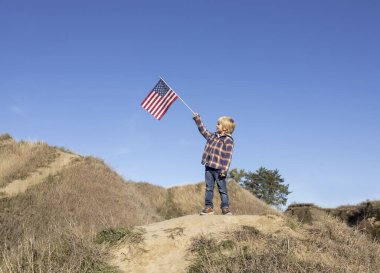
[141,79,178,120]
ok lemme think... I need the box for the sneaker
[200,207,214,215]
[222,207,232,215]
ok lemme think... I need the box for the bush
[95,227,145,245]
[0,133,13,142]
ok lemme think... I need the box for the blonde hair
[218,116,235,134]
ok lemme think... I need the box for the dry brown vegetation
[0,134,274,272]
[188,212,380,273]
[0,134,58,187]
[1,134,380,272]
[287,202,380,241]
[0,155,166,272]
[162,182,279,218]
[325,201,380,240]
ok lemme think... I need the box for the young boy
[193,113,235,215]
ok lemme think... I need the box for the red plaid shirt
[193,115,234,173]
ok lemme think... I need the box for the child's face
[216,121,223,133]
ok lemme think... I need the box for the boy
[193,113,235,215]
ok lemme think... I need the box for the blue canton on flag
[154,80,170,97]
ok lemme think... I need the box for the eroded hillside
[286,202,380,241]
[1,134,379,273]
[0,134,279,272]
[104,211,380,273]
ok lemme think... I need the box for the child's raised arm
[193,113,212,140]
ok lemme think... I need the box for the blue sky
[1,0,379,208]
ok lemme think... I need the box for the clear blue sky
[1,0,379,208]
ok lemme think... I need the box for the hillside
[0,134,278,272]
[1,133,380,272]
[108,214,291,273]
[105,213,380,273]
[286,201,380,241]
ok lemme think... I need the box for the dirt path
[109,214,294,273]
[0,151,79,197]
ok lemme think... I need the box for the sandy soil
[0,151,79,197]
[109,214,295,273]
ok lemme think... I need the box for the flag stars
[154,80,170,97]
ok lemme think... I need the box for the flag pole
[159,76,195,115]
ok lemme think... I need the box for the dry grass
[129,181,168,220]
[1,135,281,272]
[0,225,116,273]
[287,202,380,241]
[0,156,163,272]
[0,138,168,273]
[2,135,379,272]
[188,213,380,273]
[165,181,280,218]
[286,203,322,224]
[0,140,279,272]
[0,137,58,187]
[0,156,166,247]
[326,201,380,240]
[0,133,13,142]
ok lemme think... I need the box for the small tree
[229,167,291,207]
[228,168,246,185]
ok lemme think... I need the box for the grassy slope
[287,201,380,241]
[1,134,379,272]
[163,182,279,218]
[189,208,380,273]
[0,135,58,187]
[0,134,275,272]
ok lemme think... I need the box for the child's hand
[193,113,200,120]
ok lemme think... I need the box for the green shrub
[0,133,12,142]
[95,227,145,245]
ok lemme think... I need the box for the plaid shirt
[193,115,234,173]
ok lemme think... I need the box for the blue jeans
[205,166,229,209]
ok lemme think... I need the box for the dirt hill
[0,134,277,272]
[107,214,291,273]
[1,133,380,273]
[103,210,380,273]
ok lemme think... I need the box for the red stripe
[152,90,173,116]
[157,96,178,120]
[154,91,176,117]
[149,96,165,116]
[141,90,154,107]
[155,92,178,119]
[145,93,160,112]
[147,97,163,115]
[142,92,158,110]
[153,92,172,114]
